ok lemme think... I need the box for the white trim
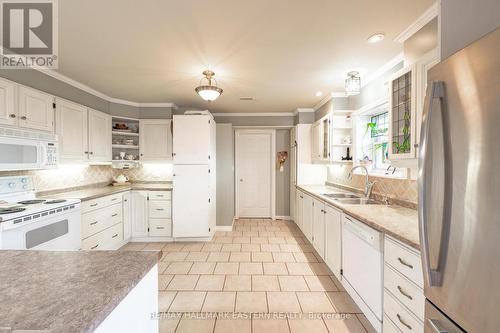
[353,98,389,116]
[361,52,404,88]
[235,129,276,219]
[215,226,233,232]
[213,112,294,117]
[275,216,292,221]
[394,2,439,43]
[34,68,176,107]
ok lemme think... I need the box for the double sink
[322,192,379,205]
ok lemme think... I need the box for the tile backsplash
[0,163,173,191]
[326,165,418,204]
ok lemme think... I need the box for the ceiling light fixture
[367,33,385,43]
[195,70,223,102]
[345,71,361,96]
[315,91,323,97]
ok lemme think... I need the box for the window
[369,112,389,170]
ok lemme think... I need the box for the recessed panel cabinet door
[131,191,148,238]
[302,194,313,243]
[18,86,54,132]
[0,78,16,126]
[88,109,111,162]
[139,120,172,161]
[122,192,132,241]
[312,198,325,258]
[324,204,342,279]
[55,99,88,162]
[172,115,211,164]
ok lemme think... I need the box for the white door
[131,191,148,238]
[122,192,132,241]
[18,86,54,132]
[302,194,313,242]
[325,204,342,279]
[173,164,210,238]
[55,99,88,162]
[0,78,16,126]
[88,109,111,162]
[312,198,325,258]
[236,130,274,218]
[139,119,172,161]
[172,115,210,164]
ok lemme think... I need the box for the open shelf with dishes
[111,116,140,167]
[330,113,353,164]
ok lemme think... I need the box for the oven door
[0,210,81,250]
[0,136,42,171]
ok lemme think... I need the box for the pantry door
[236,129,275,218]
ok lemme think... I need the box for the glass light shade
[345,72,361,96]
[195,85,223,101]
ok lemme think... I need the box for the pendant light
[345,71,361,96]
[195,70,223,102]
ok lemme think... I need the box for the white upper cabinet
[173,115,211,164]
[18,86,54,132]
[55,99,89,162]
[311,121,322,162]
[0,78,16,126]
[139,119,172,161]
[88,109,111,162]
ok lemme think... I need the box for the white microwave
[0,127,58,171]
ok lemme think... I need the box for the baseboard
[275,216,293,221]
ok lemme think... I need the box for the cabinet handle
[300,195,303,199]
[90,221,98,226]
[156,208,164,211]
[396,314,412,330]
[84,151,89,155]
[397,257,414,269]
[156,195,164,197]
[20,116,27,120]
[124,199,128,202]
[9,113,16,118]
[156,226,165,229]
[112,233,119,238]
[90,244,99,250]
[397,285,413,300]
[111,213,118,217]
[89,151,94,155]
[111,198,118,201]
[90,203,98,207]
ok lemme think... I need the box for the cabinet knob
[89,152,94,155]
[20,116,27,120]
[9,113,16,118]
[172,153,176,156]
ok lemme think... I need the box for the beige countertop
[297,184,420,250]
[0,250,160,333]
[39,182,173,201]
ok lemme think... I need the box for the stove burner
[44,199,67,204]
[0,207,26,214]
[17,199,46,205]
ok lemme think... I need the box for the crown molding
[293,108,315,115]
[361,52,404,88]
[394,2,439,43]
[34,67,175,108]
[213,112,294,117]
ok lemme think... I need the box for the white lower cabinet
[81,194,124,251]
[324,204,342,279]
[301,194,313,242]
[131,190,172,239]
[131,191,149,238]
[312,198,325,258]
[295,190,303,230]
[123,192,132,241]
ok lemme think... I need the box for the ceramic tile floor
[120,219,376,333]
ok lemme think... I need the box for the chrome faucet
[348,165,376,199]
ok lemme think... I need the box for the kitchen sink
[334,198,380,205]
[323,193,360,199]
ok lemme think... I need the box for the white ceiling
[57,0,434,113]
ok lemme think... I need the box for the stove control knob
[22,184,28,189]
[21,178,28,183]
[8,182,16,189]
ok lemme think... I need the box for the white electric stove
[0,176,81,250]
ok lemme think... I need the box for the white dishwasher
[342,214,383,332]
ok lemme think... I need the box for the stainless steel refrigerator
[418,28,500,332]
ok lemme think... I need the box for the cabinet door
[139,120,172,161]
[131,191,149,238]
[324,205,342,279]
[122,192,132,241]
[388,64,417,160]
[295,191,303,230]
[312,199,325,258]
[55,99,88,162]
[302,194,313,242]
[18,86,54,132]
[88,109,111,162]
[173,164,210,238]
[172,115,211,164]
[0,78,16,126]
[311,122,322,162]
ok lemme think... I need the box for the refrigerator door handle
[418,81,452,287]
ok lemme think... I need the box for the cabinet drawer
[81,193,123,213]
[384,264,425,319]
[148,200,171,218]
[149,219,172,237]
[383,315,403,333]
[149,191,171,201]
[105,193,123,206]
[384,291,423,333]
[82,203,122,239]
[100,223,123,250]
[384,237,423,287]
[81,231,103,250]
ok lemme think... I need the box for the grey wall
[294,111,315,125]
[216,124,235,226]
[215,116,294,127]
[275,129,291,217]
[315,97,349,120]
[441,0,500,59]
